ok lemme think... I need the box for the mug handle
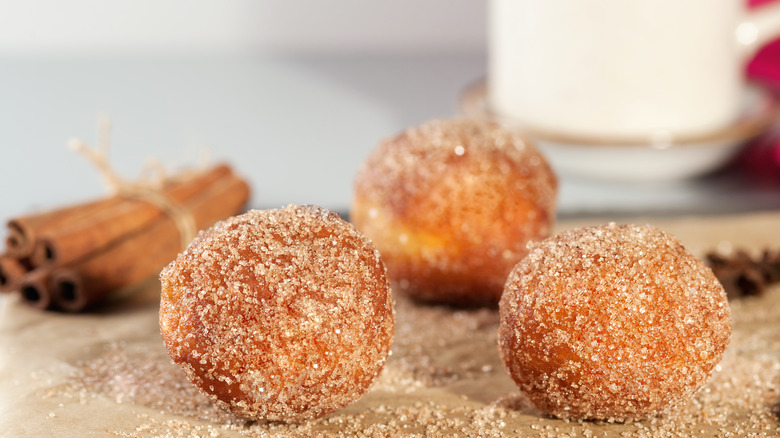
[739,0,780,58]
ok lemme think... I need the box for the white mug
[488,0,780,139]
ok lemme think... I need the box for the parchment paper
[2,212,779,437]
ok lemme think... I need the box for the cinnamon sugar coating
[499,223,731,421]
[159,205,394,422]
[351,118,557,306]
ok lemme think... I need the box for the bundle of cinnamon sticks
[0,163,250,312]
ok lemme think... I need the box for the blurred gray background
[1,0,778,223]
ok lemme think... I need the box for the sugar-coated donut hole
[159,205,394,422]
[351,118,557,306]
[498,223,731,421]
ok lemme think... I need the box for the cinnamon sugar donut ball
[351,118,557,306]
[498,224,731,421]
[159,205,394,422]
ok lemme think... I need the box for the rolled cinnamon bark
[51,172,250,312]
[30,164,233,269]
[18,270,54,310]
[0,255,28,293]
[50,269,84,312]
[6,198,123,258]
[5,221,31,258]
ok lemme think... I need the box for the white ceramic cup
[488,0,780,139]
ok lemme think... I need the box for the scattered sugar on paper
[53,286,780,437]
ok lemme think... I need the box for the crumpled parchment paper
[2,212,779,437]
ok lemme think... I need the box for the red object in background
[748,39,780,92]
[734,125,780,182]
[748,0,780,88]
[742,0,780,177]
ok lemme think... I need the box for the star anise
[705,249,780,299]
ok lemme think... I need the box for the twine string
[67,120,198,249]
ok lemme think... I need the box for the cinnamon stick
[51,171,250,312]
[17,269,54,310]
[29,164,233,269]
[0,255,29,293]
[5,200,112,258]
[50,269,83,312]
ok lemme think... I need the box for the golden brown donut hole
[351,118,557,306]
[159,205,394,422]
[499,223,731,421]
